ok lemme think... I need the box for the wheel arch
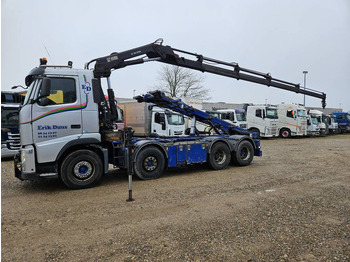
[56,138,108,175]
[206,138,232,154]
[132,140,169,168]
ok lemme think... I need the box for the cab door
[31,76,83,163]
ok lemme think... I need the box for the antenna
[42,43,54,64]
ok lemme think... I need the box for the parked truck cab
[309,110,327,136]
[1,103,21,158]
[306,115,320,136]
[277,103,307,138]
[332,112,350,133]
[246,105,279,138]
[119,102,185,137]
[216,109,247,129]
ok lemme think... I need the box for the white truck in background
[327,114,339,134]
[306,115,320,136]
[245,105,279,138]
[277,103,307,138]
[216,109,247,130]
[119,101,185,137]
[309,109,327,136]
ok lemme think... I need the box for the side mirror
[40,78,51,97]
[32,78,51,105]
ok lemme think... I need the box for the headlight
[21,150,26,165]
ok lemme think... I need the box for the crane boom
[86,38,326,108]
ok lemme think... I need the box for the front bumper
[14,149,58,181]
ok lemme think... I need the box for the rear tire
[231,140,254,166]
[60,149,103,189]
[134,146,165,180]
[208,142,231,170]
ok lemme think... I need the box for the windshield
[167,114,185,125]
[311,117,318,125]
[236,112,246,121]
[23,79,41,106]
[297,110,307,117]
[347,114,350,121]
[266,108,278,119]
[1,108,19,126]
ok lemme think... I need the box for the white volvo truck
[246,105,279,138]
[277,103,307,138]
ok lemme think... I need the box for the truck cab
[151,107,185,136]
[277,103,307,138]
[306,115,320,136]
[246,105,279,138]
[1,103,21,158]
[332,112,350,133]
[119,101,185,137]
[216,109,247,129]
[309,109,327,136]
[16,64,102,180]
[327,115,339,134]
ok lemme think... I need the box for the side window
[286,110,294,118]
[39,78,76,105]
[337,114,343,120]
[255,109,262,118]
[222,113,229,120]
[155,113,165,124]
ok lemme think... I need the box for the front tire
[280,128,291,138]
[60,149,103,189]
[134,146,165,180]
[208,142,231,170]
[231,140,254,166]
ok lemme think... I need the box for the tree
[154,65,211,100]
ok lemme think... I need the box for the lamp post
[302,71,308,106]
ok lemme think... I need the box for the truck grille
[174,131,183,135]
[7,132,20,150]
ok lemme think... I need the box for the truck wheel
[231,140,254,166]
[249,128,260,138]
[134,147,165,180]
[280,128,291,138]
[208,142,231,170]
[60,150,103,189]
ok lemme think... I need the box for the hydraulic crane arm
[85,38,326,108]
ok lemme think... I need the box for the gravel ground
[1,134,350,261]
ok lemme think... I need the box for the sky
[2,0,350,111]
